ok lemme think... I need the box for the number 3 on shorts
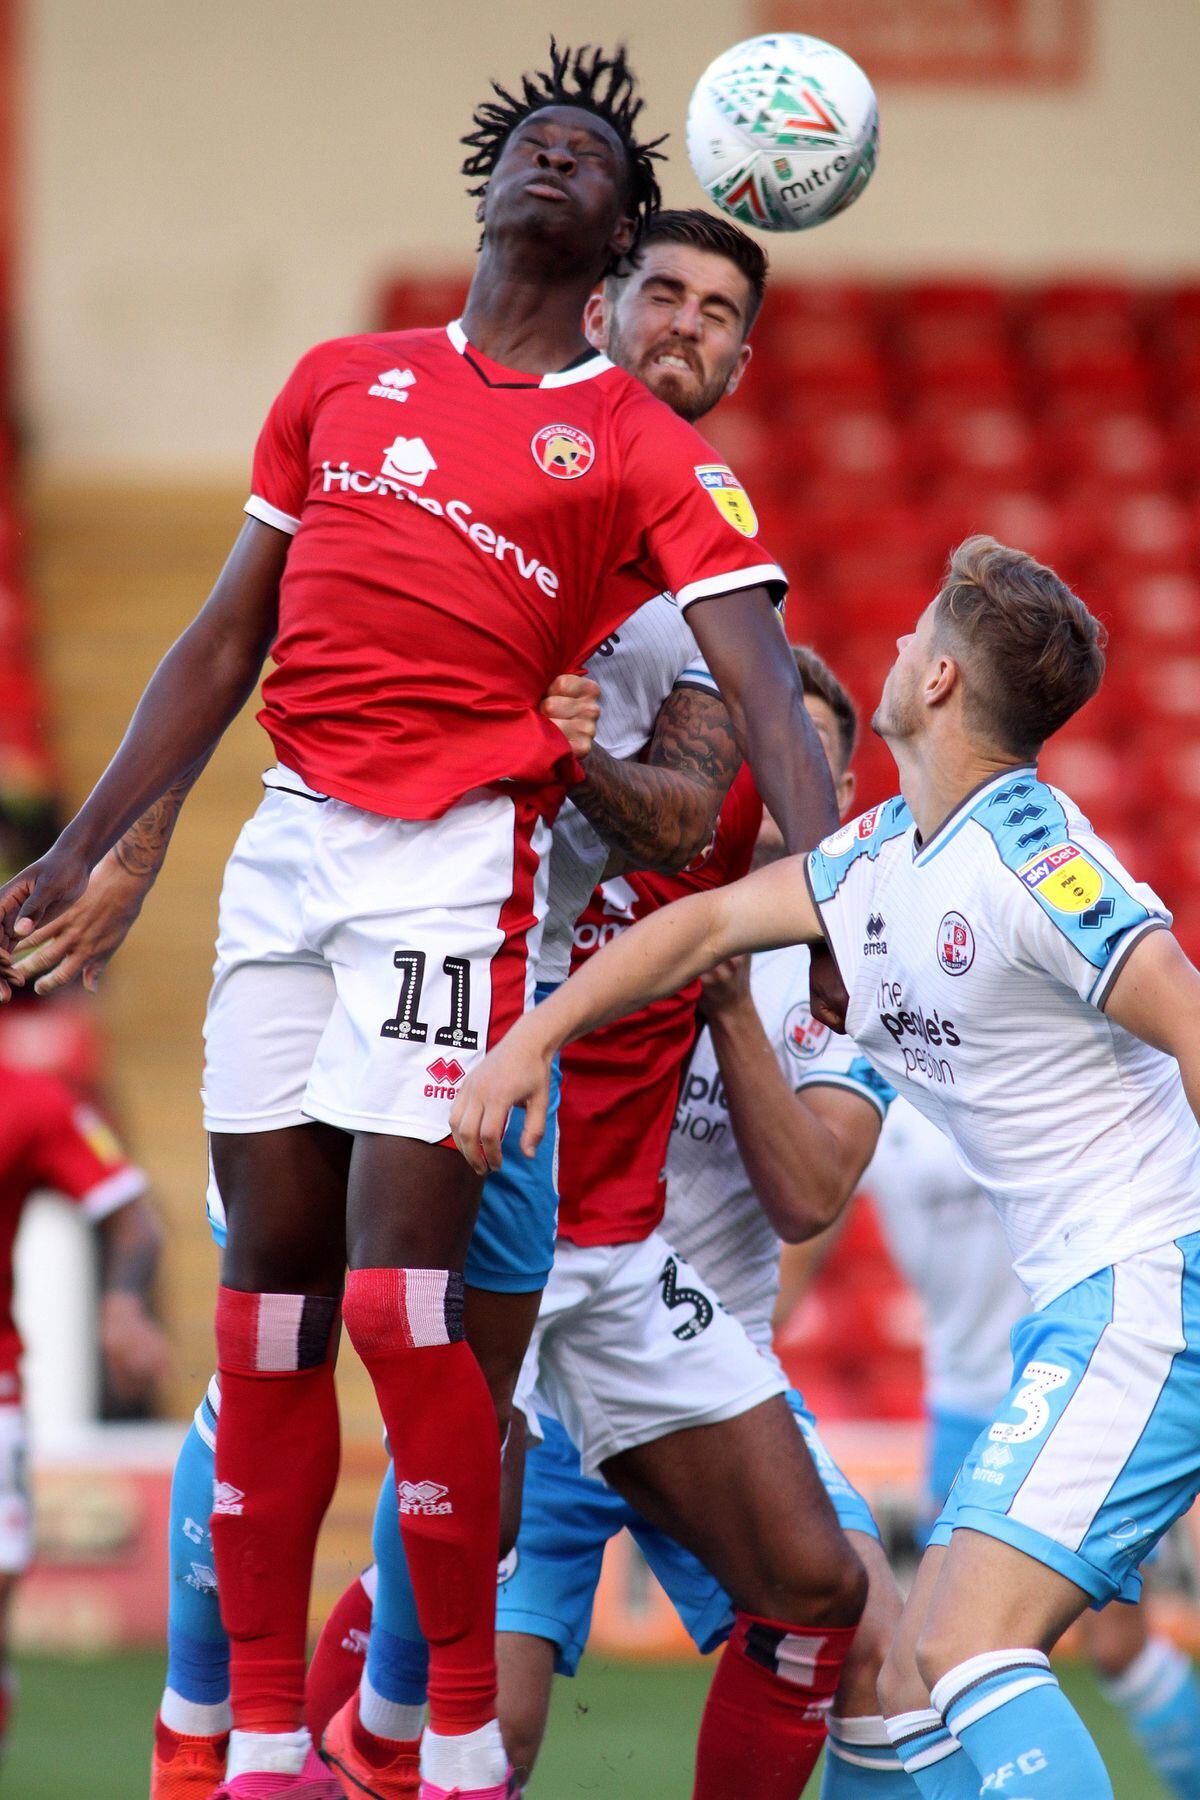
[989,1360,1070,1445]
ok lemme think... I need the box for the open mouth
[652,352,697,376]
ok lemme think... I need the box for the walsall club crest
[694,463,759,537]
[532,424,595,479]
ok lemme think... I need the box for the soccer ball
[686,33,879,233]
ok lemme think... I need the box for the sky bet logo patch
[1019,842,1103,914]
[694,464,758,537]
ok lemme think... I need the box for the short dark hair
[608,208,769,332]
[934,535,1106,758]
[462,41,665,274]
[792,643,858,771]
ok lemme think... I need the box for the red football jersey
[556,766,763,1248]
[0,1065,146,1392]
[247,323,785,820]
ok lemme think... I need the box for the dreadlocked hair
[462,39,666,269]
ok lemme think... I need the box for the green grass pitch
[6,1650,1169,1797]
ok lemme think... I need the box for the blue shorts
[207,982,561,1293]
[929,1235,1200,1604]
[497,1392,879,1677]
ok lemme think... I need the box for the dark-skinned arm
[12,756,212,995]
[0,517,288,973]
[685,589,838,856]
[96,1192,170,1404]
[568,685,740,873]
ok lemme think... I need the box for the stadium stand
[379,274,1200,963]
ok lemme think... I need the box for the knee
[755,1533,868,1630]
[878,1635,929,1719]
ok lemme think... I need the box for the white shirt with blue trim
[806,769,1200,1307]
[537,589,716,984]
[665,942,895,1356]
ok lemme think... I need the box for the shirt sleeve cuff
[676,563,788,611]
[80,1166,149,1222]
[245,494,302,536]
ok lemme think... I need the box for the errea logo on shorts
[425,1056,465,1100]
[398,1479,453,1516]
[321,452,562,596]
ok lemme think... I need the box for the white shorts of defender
[202,767,550,1144]
[931,1233,1200,1604]
[0,1406,31,1575]
[523,1233,787,1479]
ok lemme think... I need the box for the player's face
[873,602,938,743]
[587,243,753,423]
[755,694,854,866]
[481,106,635,271]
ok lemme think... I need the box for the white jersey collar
[445,318,613,387]
[912,764,1038,866]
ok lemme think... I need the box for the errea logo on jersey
[370,367,416,402]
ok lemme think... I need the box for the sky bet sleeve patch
[694,464,759,537]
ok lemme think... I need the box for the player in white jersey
[491,652,916,1799]
[453,533,1200,1798]
[869,1103,1200,1800]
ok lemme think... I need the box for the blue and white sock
[933,1648,1113,1798]
[883,1709,980,1797]
[161,1380,231,1736]
[820,1712,922,1793]
[1099,1634,1200,1800]
[362,1459,430,1733]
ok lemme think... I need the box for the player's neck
[893,730,1027,845]
[461,248,599,373]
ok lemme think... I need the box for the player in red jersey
[0,1057,166,1750]
[0,44,838,1800]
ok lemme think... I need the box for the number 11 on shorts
[380,950,479,1050]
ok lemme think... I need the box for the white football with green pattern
[686,33,879,234]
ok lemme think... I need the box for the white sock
[358,1670,424,1743]
[226,1726,311,1779]
[421,1718,506,1789]
[1100,1634,1191,1716]
[160,1686,232,1737]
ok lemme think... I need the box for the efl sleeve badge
[694,463,759,537]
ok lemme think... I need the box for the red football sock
[305,1569,376,1741]
[211,1286,342,1735]
[342,1267,500,1737]
[692,1612,857,1799]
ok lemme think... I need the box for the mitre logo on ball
[531,423,595,479]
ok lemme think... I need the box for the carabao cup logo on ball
[686,32,879,233]
[531,424,595,480]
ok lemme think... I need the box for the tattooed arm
[11,757,210,994]
[569,684,741,874]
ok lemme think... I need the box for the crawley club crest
[694,464,759,537]
[937,912,975,977]
[784,1001,829,1061]
[532,424,595,479]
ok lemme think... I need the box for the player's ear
[583,290,609,350]
[723,342,753,398]
[836,767,856,817]
[609,212,637,260]
[926,654,960,709]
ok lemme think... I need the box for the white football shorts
[202,767,550,1143]
[525,1233,787,1478]
[0,1405,31,1573]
